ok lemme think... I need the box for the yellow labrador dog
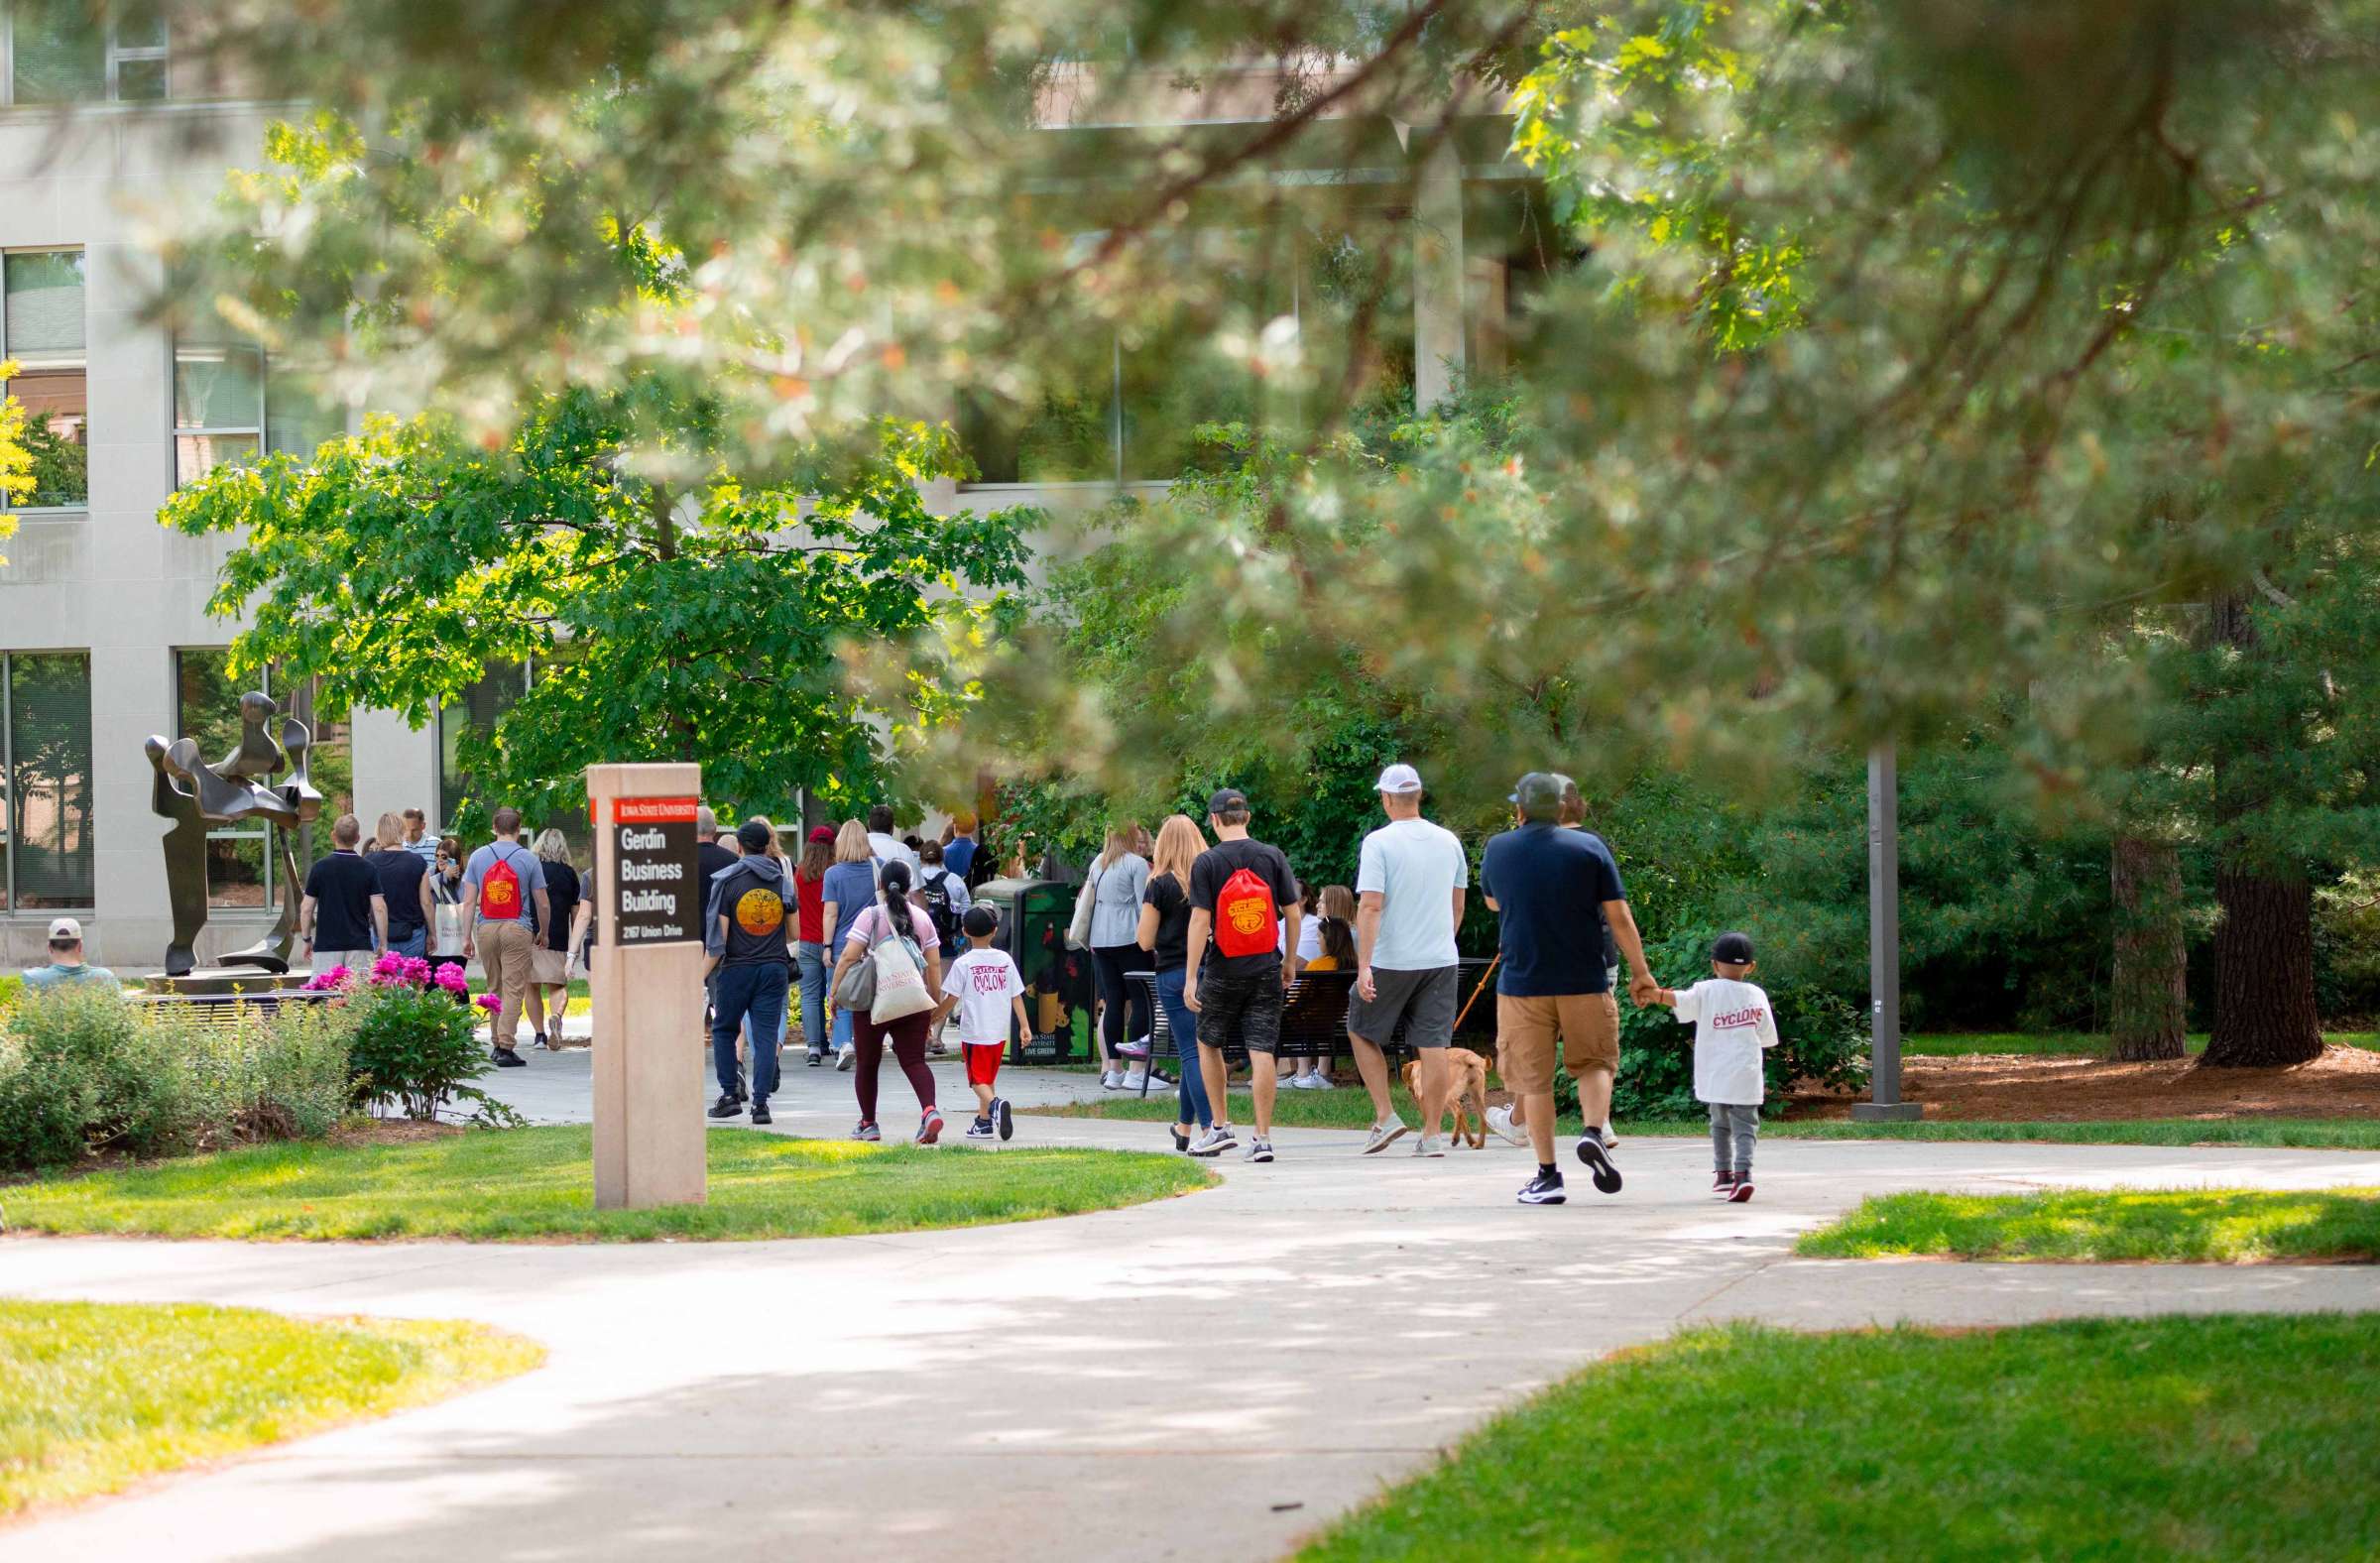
[1403,1050,1490,1149]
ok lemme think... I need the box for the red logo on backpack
[1213,867,1277,958]
[479,851,524,920]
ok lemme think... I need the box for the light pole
[1851,741,1924,1121]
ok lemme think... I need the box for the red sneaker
[1727,1177,1755,1202]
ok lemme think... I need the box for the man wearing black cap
[704,819,796,1125]
[1182,787,1303,1162]
[1480,772,1660,1205]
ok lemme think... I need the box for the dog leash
[1450,953,1500,1035]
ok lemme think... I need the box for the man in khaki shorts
[1479,773,1659,1206]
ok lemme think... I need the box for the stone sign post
[586,763,708,1209]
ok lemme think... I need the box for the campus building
[0,7,1542,969]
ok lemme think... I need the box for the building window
[438,661,531,829]
[173,339,346,485]
[174,649,270,909]
[3,0,167,105]
[1,248,87,510]
[1,651,95,912]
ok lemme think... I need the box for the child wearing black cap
[936,904,1029,1141]
[1649,932,1778,1201]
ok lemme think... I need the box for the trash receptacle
[970,876,1087,1062]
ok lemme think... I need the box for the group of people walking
[298,804,589,1066]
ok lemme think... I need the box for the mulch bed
[1788,1044,2380,1122]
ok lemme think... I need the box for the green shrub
[0,992,358,1172]
[1552,925,1871,1120]
[0,975,22,1014]
[342,983,493,1121]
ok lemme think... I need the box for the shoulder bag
[865,908,935,1022]
[1065,866,1098,951]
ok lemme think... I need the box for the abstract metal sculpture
[145,692,324,977]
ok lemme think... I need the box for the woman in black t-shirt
[1135,813,1212,1150]
[528,829,586,1049]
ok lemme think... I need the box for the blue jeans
[1155,968,1211,1130]
[391,927,427,960]
[795,941,830,1055]
[712,962,789,1103]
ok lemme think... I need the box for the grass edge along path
[0,1298,539,1519]
[1028,1089,2380,1150]
[1799,1186,2380,1263]
[1297,1315,2380,1562]
[0,1125,1216,1242]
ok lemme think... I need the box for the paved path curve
[4,1052,2377,1561]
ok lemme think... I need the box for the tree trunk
[2201,865,2324,1067]
[2108,835,2187,1061]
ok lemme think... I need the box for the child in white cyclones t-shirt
[1650,931,1779,1203]
[935,906,1031,1142]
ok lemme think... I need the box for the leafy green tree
[162,391,1035,827]
[0,359,29,568]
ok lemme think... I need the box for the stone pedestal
[586,763,708,1210]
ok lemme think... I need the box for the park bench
[132,988,339,1029]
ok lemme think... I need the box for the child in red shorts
[936,906,1030,1142]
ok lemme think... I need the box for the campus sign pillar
[586,763,709,1207]
[1853,742,1924,1122]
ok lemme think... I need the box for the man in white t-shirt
[937,906,1030,1142]
[866,803,920,879]
[1347,764,1471,1157]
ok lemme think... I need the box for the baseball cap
[1712,931,1756,965]
[807,825,834,845]
[1509,773,1565,818]
[962,905,999,938]
[736,820,774,854]
[1207,787,1249,816]
[47,916,82,942]
[1375,764,1423,794]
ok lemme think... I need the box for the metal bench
[133,988,341,1028]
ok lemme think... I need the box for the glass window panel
[8,0,106,103]
[266,376,345,457]
[111,0,168,50]
[14,368,87,507]
[202,832,267,908]
[177,432,260,485]
[3,250,87,358]
[114,56,166,100]
[8,653,95,908]
[175,648,251,771]
[438,661,526,826]
[958,326,1117,485]
[174,342,265,430]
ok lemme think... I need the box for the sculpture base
[1850,1100,1926,1122]
[141,969,316,999]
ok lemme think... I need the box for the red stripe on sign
[612,796,699,823]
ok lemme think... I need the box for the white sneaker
[1101,1070,1123,1090]
[1485,1104,1526,1146]
[1598,1124,1619,1149]
[1305,1073,1335,1090]
[1412,1134,1446,1157]
[835,1042,856,1072]
[1187,1126,1238,1157]
[1360,1118,1409,1155]
[1123,1070,1155,1092]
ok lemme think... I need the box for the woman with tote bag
[1079,824,1153,1090]
[827,860,947,1144]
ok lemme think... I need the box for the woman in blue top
[818,818,881,1070]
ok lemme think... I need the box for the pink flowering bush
[369,952,437,989]
[301,965,353,993]
[432,963,470,996]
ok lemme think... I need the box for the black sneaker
[708,1093,744,1119]
[995,1097,1013,1142]
[492,1047,528,1068]
[1517,1167,1567,1205]
[1574,1135,1622,1194]
[1712,1170,1738,1199]
[750,1101,773,1126]
[806,1049,825,1067]
[1728,1176,1756,1203]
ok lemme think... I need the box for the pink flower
[475,993,503,1013]
[434,964,469,994]
[372,951,406,978]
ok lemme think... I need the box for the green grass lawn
[1800,1186,2380,1262]
[0,1299,538,1517]
[1906,1030,2380,1056]
[1299,1314,2380,1561]
[0,1125,1214,1242]
[1032,1089,2380,1150]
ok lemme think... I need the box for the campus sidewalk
[4,1057,2377,1562]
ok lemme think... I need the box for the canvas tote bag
[864,906,934,1023]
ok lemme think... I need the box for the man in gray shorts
[1349,764,1472,1157]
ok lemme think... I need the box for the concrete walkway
[4,1049,2377,1562]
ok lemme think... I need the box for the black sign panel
[610,799,704,945]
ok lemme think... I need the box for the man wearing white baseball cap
[22,917,121,993]
[1347,763,1471,1156]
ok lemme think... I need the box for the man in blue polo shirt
[1479,772,1660,1207]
